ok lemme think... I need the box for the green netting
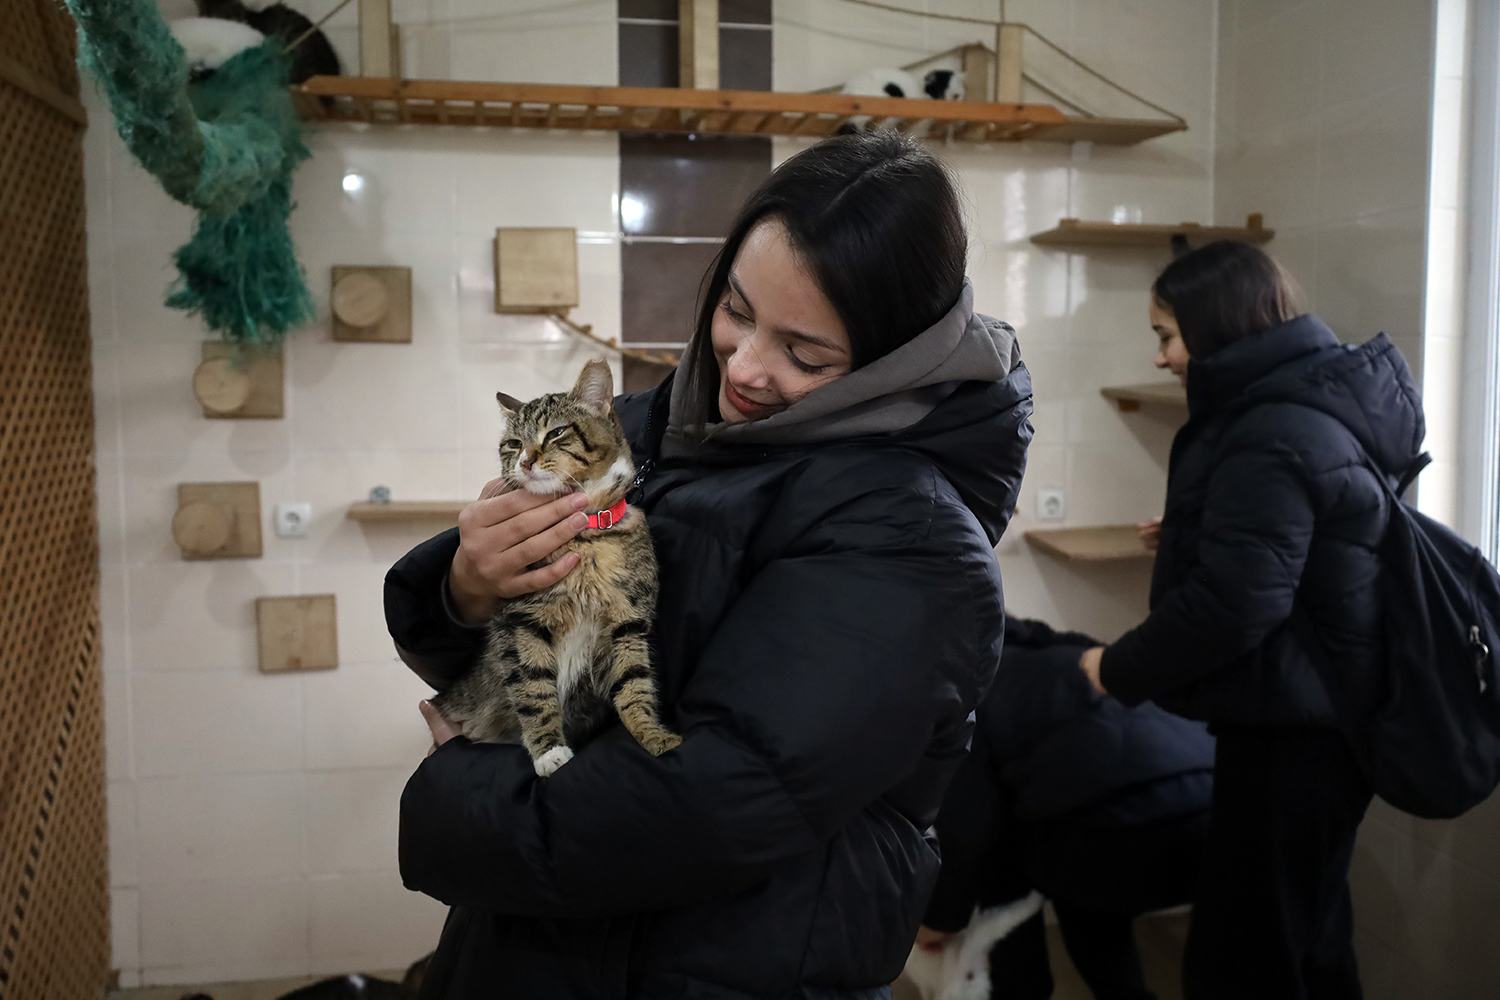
[65,0,314,343]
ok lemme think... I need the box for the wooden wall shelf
[1025,525,1155,562]
[1100,382,1187,412]
[292,77,1184,146]
[347,501,467,523]
[1031,214,1274,248]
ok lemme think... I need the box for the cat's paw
[533,745,574,777]
[643,732,682,756]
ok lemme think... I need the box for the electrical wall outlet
[1036,489,1066,521]
[274,502,313,538]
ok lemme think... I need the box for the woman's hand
[914,926,948,954]
[1138,516,1163,552]
[1079,646,1107,695]
[420,699,461,756]
[448,477,592,625]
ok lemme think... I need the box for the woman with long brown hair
[1080,241,1424,999]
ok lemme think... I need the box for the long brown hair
[1152,241,1303,359]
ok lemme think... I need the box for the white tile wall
[304,769,412,874]
[307,874,449,974]
[136,774,309,884]
[138,878,311,985]
[1215,0,1433,375]
[111,887,142,988]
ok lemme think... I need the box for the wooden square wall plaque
[256,594,339,673]
[494,228,579,314]
[331,266,413,342]
[173,481,263,560]
[196,341,284,418]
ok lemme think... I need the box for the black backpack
[1298,453,1500,818]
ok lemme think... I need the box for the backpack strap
[1395,452,1433,498]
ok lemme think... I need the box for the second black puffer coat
[980,617,1214,826]
[1100,315,1425,725]
[924,617,1214,931]
[388,360,1032,999]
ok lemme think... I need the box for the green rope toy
[65,0,315,344]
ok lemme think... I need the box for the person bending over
[918,617,1213,1000]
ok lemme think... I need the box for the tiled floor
[112,910,1188,1000]
[108,970,406,1000]
[1122,909,1188,1000]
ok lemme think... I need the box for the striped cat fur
[433,361,680,776]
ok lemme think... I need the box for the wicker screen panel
[0,1,111,998]
[1,0,77,93]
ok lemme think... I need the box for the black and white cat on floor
[192,0,342,83]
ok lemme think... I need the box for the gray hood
[665,280,1020,453]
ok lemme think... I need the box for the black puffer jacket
[1100,315,1425,726]
[924,618,1214,930]
[388,366,1033,999]
[981,618,1214,825]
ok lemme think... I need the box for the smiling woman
[387,130,1033,1000]
[677,129,971,435]
[712,219,852,423]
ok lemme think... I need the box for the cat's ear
[496,391,525,415]
[569,360,614,416]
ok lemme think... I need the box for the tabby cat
[432,361,680,776]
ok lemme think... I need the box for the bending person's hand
[448,477,592,625]
[1138,516,1163,551]
[1079,646,1107,695]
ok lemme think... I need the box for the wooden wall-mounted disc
[174,482,263,560]
[331,271,391,328]
[330,266,412,342]
[171,500,233,556]
[199,341,284,419]
[192,356,253,415]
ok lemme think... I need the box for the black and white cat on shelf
[842,67,965,101]
[167,0,341,84]
[837,66,965,134]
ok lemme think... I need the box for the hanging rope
[1019,25,1185,125]
[821,0,997,27]
[288,0,357,51]
[818,0,1186,126]
[64,0,316,343]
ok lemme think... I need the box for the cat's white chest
[555,615,603,703]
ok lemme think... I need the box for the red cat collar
[586,498,629,529]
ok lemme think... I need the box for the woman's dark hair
[1152,240,1303,359]
[681,130,967,419]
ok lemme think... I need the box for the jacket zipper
[626,378,666,504]
[1472,625,1490,694]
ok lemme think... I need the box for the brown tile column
[617,0,772,392]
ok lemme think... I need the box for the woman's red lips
[725,381,775,417]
